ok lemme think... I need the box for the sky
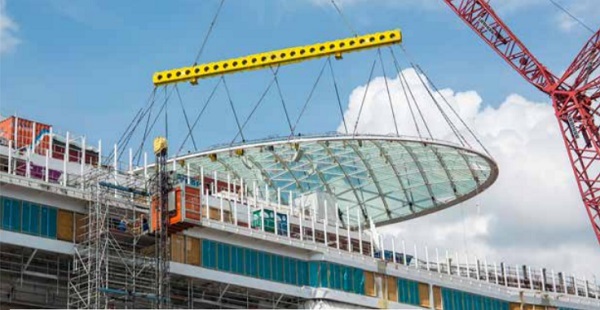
[1,0,600,279]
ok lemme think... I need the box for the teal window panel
[289,259,297,285]
[412,281,420,305]
[210,240,218,268]
[471,293,479,310]
[48,207,57,238]
[258,252,266,280]
[398,278,408,304]
[244,248,252,276]
[275,255,284,283]
[41,206,51,237]
[21,201,31,234]
[231,245,239,274]
[201,240,210,267]
[297,261,308,286]
[222,244,232,272]
[217,243,224,270]
[237,247,245,274]
[330,264,339,290]
[319,261,328,287]
[3,197,21,231]
[282,256,290,284]
[265,253,273,280]
[2,197,11,230]
[30,203,40,235]
[354,268,364,295]
[441,288,452,310]
[309,262,319,287]
[249,249,258,277]
[204,240,217,269]
[455,290,464,310]
[342,266,352,292]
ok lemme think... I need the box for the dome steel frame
[164,133,498,227]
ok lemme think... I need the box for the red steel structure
[443,0,600,244]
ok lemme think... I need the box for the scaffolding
[68,168,158,309]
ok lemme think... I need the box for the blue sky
[0,0,597,153]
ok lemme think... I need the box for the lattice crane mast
[442,0,600,244]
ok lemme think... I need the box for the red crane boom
[443,0,600,244]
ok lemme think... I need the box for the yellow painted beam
[153,29,402,86]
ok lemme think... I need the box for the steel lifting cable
[133,85,174,164]
[327,57,349,134]
[388,48,422,139]
[174,85,198,150]
[108,87,157,164]
[121,88,165,164]
[330,0,358,36]
[409,60,468,147]
[548,0,594,34]
[270,67,295,136]
[397,45,468,146]
[291,59,329,135]
[134,104,154,165]
[221,76,246,142]
[377,48,400,136]
[176,78,223,156]
[193,0,226,65]
[230,66,281,145]
[398,44,490,154]
[415,64,491,155]
[352,57,378,136]
[389,47,433,139]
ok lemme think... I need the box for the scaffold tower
[68,168,158,309]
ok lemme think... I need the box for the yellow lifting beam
[153,29,401,86]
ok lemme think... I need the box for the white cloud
[342,68,600,278]
[0,0,19,55]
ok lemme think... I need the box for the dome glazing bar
[155,134,497,227]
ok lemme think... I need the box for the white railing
[192,181,600,304]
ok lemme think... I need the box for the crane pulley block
[152,29,402,86]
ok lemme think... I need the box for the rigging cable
[547,0,594,34]
[415,64,491,155]
[221,76,246,142]
[408,58,468,147]
[377,48,400,136]
[389,48,422,139]
[174,85,198,150]
[176,79,223,156]
[270,67,295,136]
[193,0,227,65]
[291,59,329,134]
[108,87,157,164]
[330,0,358,36]
[327,57,349,134]
[389,47,434,139]
[231,66,281,144]
[352,57,378,136]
